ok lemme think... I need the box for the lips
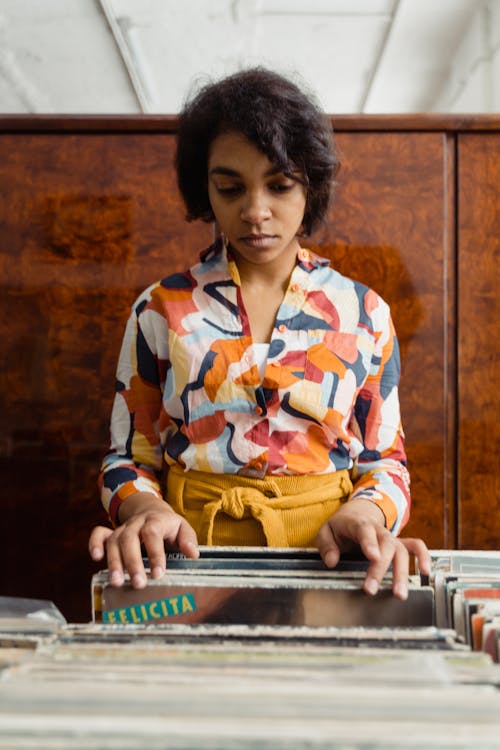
[238,234,277,248]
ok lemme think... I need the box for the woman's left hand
[315,498,431,599]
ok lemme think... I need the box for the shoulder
[132,270,195,317]
[131,267,201,318]
[132,239,227,316]
[307,250,391,323]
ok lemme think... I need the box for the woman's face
[207,131,307,272]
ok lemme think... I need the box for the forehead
[208,131,274,172]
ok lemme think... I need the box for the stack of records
[2,550,500,747]
[421,550,500,662]
[92,546,434,631]
[0,596,66,634]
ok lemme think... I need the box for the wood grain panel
[0,134,213,621]
[457,134,500,549]
[306,132,452,548]
[3,123,496,620]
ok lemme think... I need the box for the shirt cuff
[349,488,399,531]
[108,478,164,527]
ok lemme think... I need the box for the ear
[296,220,308,238]
[201,207,216,223]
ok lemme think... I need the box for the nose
[240,190,271,224]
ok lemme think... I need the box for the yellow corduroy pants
[167,464,353,547]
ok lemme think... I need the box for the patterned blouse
[100,240,410,533]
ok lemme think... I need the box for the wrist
[347,496,387,527]
[117,491,168,524]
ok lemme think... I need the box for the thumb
[88,525,114,561]
[175,519,200,559]
[315,522,341,569]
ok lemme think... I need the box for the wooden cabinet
[308,131,455,549]
[0,116,498,621]
[457,133,500,548]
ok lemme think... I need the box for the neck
[229,242,299,291]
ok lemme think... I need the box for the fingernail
[90,547,101,560]
[132,573,146,588]
[365,578,379,595]
[152,566,164,579]
[324,551,338,568]
[395,583,408,600]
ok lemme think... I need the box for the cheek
[288,193,307,225]
[207,192,227,226]
[207,185,218,213]
[293,187,307,214]
[209,203,237,237]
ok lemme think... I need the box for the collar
[296,245,330,272]
[200,235,330,274]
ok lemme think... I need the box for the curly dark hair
[175,68,340,236]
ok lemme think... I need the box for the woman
[89,68,430,598]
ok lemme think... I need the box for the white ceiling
[0,0,498,114]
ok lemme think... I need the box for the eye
[269,182,295,193]
[214,184,243,197]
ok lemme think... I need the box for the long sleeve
[348,304,410,535]
[98,246,412,533]
[99,289,167,525]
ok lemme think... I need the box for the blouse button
[255,405,263,415]
[278,324,286,333]
[291,283,300,293]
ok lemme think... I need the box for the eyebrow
[209,165,284,178]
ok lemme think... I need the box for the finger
[168,517,200,560]
[356,523,382,564]
[118,524,149,589]
[315,522,341,569]
[352,522,384,594]
[390,542,410,599]
[88,526,113,562]
[140,517,168,579]
[104,532,126,587]
[400,538,431,576]
[363,531,397,596]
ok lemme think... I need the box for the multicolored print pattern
[100,240,410,533]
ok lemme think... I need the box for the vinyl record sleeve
[93,565,433,628]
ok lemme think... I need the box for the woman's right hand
[88,493,199,589]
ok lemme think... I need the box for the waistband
[167,465,353,547]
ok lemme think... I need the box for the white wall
[433,0,500,112]
[0,0,497,114]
